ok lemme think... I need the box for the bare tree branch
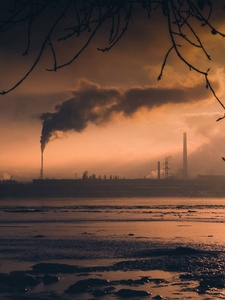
[0,0,72,95]
[158,45,174,80]
[0,0,224,110]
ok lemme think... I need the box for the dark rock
[119,279,135,286]
[15,275,39,287]
[0,273,17,292]
[93,289,106,297]
[198,275,225,292]
[133,247,201,258]
[139,276,149,283]
[149,278,168,284]
[42,275,59,285]
[104,286,116,293]
[0,271,40,292]
[9,271,26,276]
[0,272,13,284]
[179,273,194,280]
[33,235,45,238]
[9,271,40,287]
[65,278,110,294]
[92,286,115,297]
[112,276,167,287]
[116,289,150,298]
[64,286,86,294]
[111,276,151,286]
[73,278,110,288]
[153,295,163,300]
[173,247,201,255]
[31,263,78,274]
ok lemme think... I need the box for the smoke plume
[40,78,211,151]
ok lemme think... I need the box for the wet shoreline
[0,197,224,299]
[0,245,224,299]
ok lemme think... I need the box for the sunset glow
[1,1,225,181]
[0,3,225,300]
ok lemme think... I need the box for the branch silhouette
[0,0,224,110]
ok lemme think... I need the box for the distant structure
[40,151,43,180]
[158,161,160,179]
[164,157,169,179]
[82,171,88,180]
[183,132,188,178]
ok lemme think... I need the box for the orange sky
[1,1,225,181]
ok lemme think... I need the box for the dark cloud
[1,1,223,94]
[40,78,212,151]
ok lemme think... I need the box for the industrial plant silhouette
[1,133,225,198]
[40,132,189,182]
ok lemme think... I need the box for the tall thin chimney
[40,150,43,180]
[183,132,188,178]
[158,161,160,179]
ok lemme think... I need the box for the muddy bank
[0,247,224,299]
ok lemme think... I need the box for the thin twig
[158,46,174,80]
[0,0,72,95]
[48,38,57,71]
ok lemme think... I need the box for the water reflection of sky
[0,197,225,223]
[0,198,224,299]
[0,197,224,249]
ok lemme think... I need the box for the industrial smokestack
[158,161,160,179]
[183,132,188,178]
[40,150,43,180]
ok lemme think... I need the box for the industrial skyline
[39,132,191,181]
[1,2,225,181]
[35,132,216,182]
[2,126,225,182]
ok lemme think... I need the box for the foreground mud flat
[0,245,224,299]
[0,197,224,299]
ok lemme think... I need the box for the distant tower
[164,157,169,179]
[40,151,43,180]
[183,132,188,178]
[158,161,160,179]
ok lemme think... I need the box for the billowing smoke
[40,78,211,151]
[40,79,120,152]
[2,173,11,180]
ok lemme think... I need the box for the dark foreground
[0,242,224,299]
[0,197,224,299]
